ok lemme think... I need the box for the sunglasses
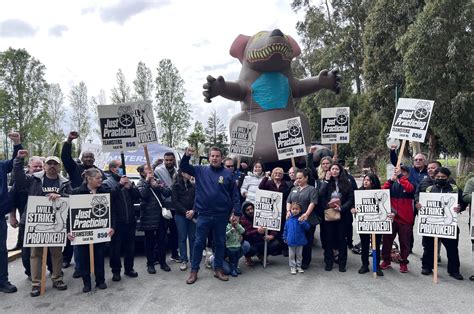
[225,165,234,168]
[414,159,424,161]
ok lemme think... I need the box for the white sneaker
[297,267,304,273]
[205,253,213,269]
[180,262,188,271]
[290,267,296,275]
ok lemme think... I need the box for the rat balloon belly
[251,72,289,110]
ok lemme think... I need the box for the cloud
[192,39,210,48]
[0,19,36,37]
[81,6,96,15]
[99,0,170,24]
[49,24,68,37]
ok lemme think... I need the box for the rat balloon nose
[270,29,284,37]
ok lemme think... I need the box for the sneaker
[290,267,296,275]
[82,285,91,293]
[30,286,41,297]
[0,281,17,293]
[96,282,107,290]
[180,262,188,271]
[170,255,181,263]
[230,269,238,277]
[376,269,384,276]
[160,263,171,272]
[399,264,408,273]
[52,280,67,290]
[236,266,242,275]
[380,261,392,270]
[147,266,156,274]
[358,266,370,274]
[297,267,304,273]
[421,268,432,275]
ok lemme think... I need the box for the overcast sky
[0,0,305,140]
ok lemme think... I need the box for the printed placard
[389,98,434,142]
[271,117,306,160]
[417,192,458,239]
[229,120,258,157]
[23,196,68,247]
[69,194,111,245]
[98,101,158,152]
[253,189,283,231]
[354,190,392,234]
[321,107,350,144]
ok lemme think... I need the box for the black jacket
[172,180,195,216]
[136,177,171,231]
[102,172,140,225]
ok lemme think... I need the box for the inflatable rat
[203,29,340,167]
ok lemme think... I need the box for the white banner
[271,117,307,160]
[98,101,158,152]
[389,98,434,142]
[417,192,458,239]
[70,194,111,245]
[229,120,258,157]
[253,189,283,231]
[23,196,68,247]
[354,189,392,234]
[321,107,350,144]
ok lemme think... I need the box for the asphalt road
[2,214,474,313]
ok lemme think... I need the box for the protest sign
[389,98,434,142]
[229,120,258,157]
[321,107,350,144]
[271,117,306,160]
[69,194,111,245]
[253,189,283,231]
[24,196,68,247]
[98,101,158,152]
[417,192,458,239]
[354,190,392,234]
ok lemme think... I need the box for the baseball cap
[45,156,61,164]
[400,165,410,172]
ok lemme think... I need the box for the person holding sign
[350,173,384,276]
[389,145,428,187]
[319,164,354,272]
[180,147,241,284]
[13,151,71,297]
[286,169,319,270]
[69,168,115,293]
[462,177,474,281]
[420,167,465,280]
[380,166,414,273]
[0,132,22,294]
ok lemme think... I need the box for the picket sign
[433,238,439,284]
[40,247,48,296]
[90,243,95,276]
[263,229,268,269]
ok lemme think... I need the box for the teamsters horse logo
[91,195,109,218]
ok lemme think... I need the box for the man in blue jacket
[0,132,22,293]
[180,146,241,284]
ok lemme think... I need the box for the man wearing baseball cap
[13,151,72,297]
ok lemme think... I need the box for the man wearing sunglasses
[390,145,428,187]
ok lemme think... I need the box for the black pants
[62,238,73,263]
[343,213,354,247]
[321,220,347,267]
[421,227,460,274]
[302,225,316,266]
[359,233,381,268]
[110,222,136,273]
[78,242,105,286]
[166,213,179,257]
[245,240,281,257]
[145,227,166,266]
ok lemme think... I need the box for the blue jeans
[174,214,196,263]
[213,241,250,275]
[0,219,8,284]
[191,214,227,272]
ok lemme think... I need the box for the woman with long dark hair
[350,173,384,276]
[320,163,354,272]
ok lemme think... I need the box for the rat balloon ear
[230,34,251,63]
[286,35,301,58]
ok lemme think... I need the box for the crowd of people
[1,131,473,296]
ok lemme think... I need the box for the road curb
[8,250,21,262]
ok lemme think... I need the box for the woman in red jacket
[380,166,415,273]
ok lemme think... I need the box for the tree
[205,109,228,155]
[399,0,474,174]
[0,48,49,145]
[111,69,131,104]
[47,83,65,139]
[69,81,90,150]
[154,59,190,147]
[187,121,206,160]
[133,61,154,101]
